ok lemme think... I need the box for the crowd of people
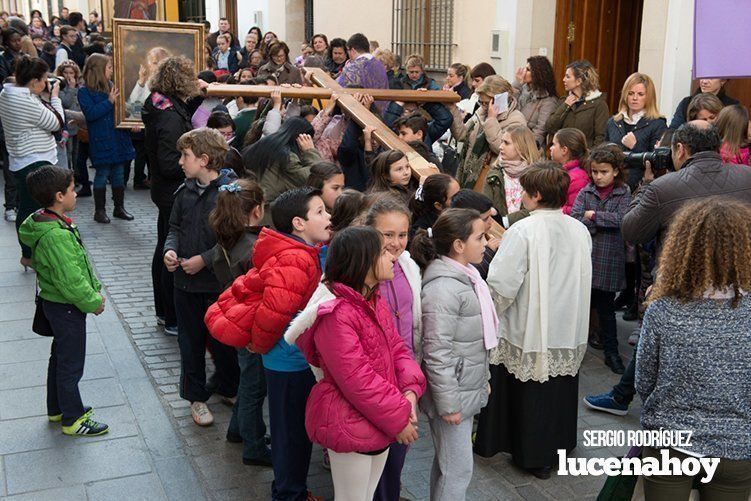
[3,11,751,501]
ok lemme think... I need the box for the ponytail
[409,208,481,270]
[14,54,49,86]
[409,173,456,221]
[209,179,265,250]
[449,62,471,88]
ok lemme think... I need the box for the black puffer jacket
[164,170,235,294]
[142,93,192,208]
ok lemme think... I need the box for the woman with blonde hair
[78,53,135,223]
[545,59,609,147]
[448,75,527,189]
[604,72,667,190]
[483,125,540,227]
[444,62,472,100]
[636,197,751,499]
[373,47,400,89]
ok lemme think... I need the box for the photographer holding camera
[622,120,751,248]
[0,55,63,269]
[584,120,751,419]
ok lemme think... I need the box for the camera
[624,147,673,174]
[47,76,67,91]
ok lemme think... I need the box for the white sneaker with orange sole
[191,401,214,426]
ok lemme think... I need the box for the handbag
[596,446,642,501]
[32,282,54,337]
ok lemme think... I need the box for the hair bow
[415,184,424,201]
[219,182,241,193]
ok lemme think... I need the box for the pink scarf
[500,159,528,212]
[440,256,499,349]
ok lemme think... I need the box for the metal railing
[392,0,454,71]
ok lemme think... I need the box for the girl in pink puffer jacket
[293,226,426,501]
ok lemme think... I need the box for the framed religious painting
[101,0,166,33]
[112,19,204,128]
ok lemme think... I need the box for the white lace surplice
[487,209,593,383]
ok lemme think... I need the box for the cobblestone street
[1,183,642,500]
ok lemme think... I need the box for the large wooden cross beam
[206,69,505,237]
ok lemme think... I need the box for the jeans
[591,289,618,357]
[227,348,268,459]
[266,367,315,501]
[92,163,125,189]
[612,346,637,405]
[43,299,88,426]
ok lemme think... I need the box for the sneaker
[156,315,166,326]
[49,406,92,423]
[4,209,16,222]
[583,393,629,416]
[164,324,178,336]
[62,412,109,436]
[191,401,214,426]
[322,448,331,471]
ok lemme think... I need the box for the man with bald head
[622,120,751,247]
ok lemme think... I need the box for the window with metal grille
[391,0,454,71]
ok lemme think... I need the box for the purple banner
[694,0,751,78]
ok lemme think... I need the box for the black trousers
[266,367,315,501]
[43,299,88,426]
[591,289,618,357]
[174,288,239,403]
[130,139,149,186]
[151,204,176,325]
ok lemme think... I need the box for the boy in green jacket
[19,165,109,436]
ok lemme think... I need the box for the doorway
[552,0,644,113]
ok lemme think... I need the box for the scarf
[500,159,528,211]
[440,256,498,349]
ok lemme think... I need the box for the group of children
[22,107,641,498]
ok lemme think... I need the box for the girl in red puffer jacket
[294,226,426,501]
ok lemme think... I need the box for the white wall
[236,0,271,38]
[314,0,392,48]
[653,0,694,118]
[492,0,555,81]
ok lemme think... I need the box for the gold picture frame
[101,0,166,33]
[112,18,205,128]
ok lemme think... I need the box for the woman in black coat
[604,72,668,191]
[141,56,201,334]
[669,78,738,129]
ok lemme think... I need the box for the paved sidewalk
[0,214,206,500]
[1,183,642,500]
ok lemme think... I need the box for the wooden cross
[207,69,505,237]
